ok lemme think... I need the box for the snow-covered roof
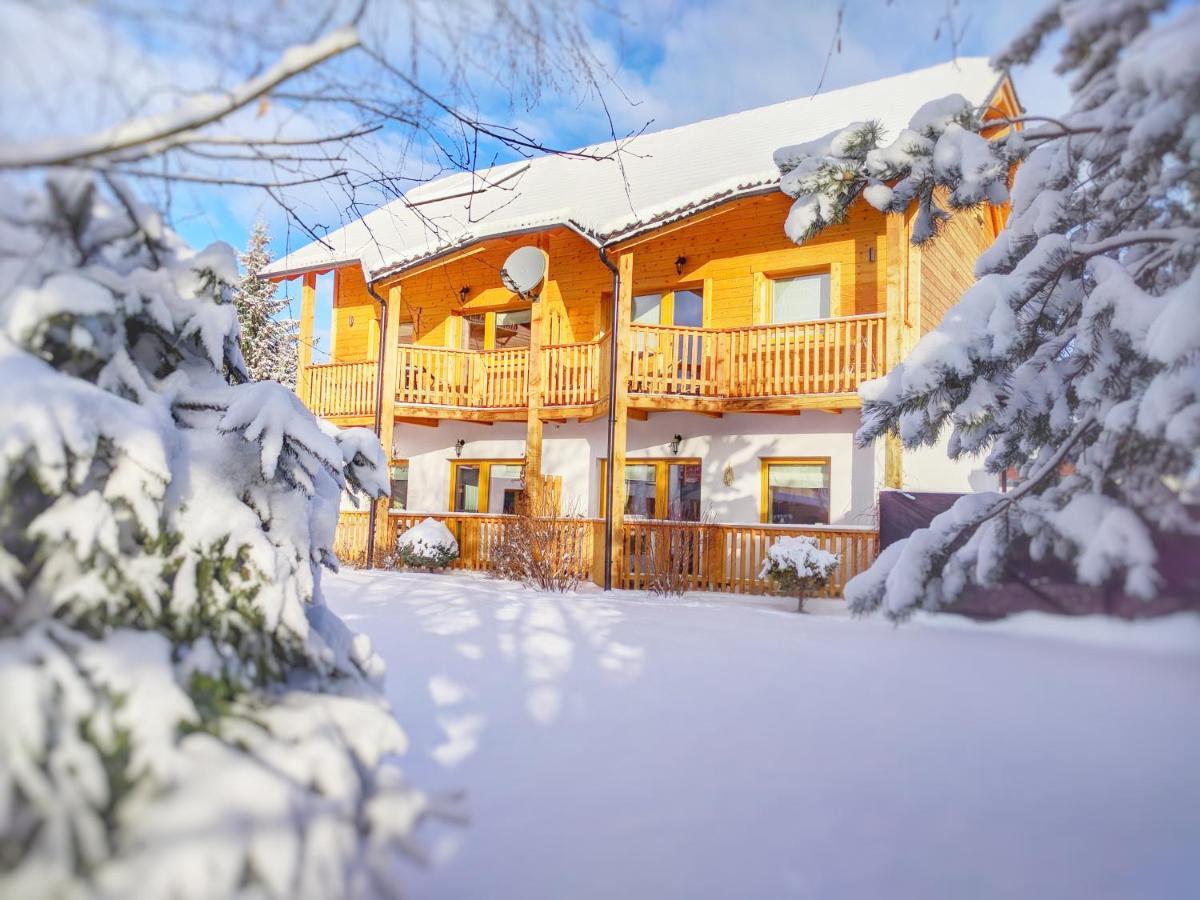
[267,58,1005,282]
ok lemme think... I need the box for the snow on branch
[0,26,360,169]
[780,1,1200,620]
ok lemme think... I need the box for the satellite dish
[500,246,547,298]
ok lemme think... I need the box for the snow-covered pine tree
[774,0,1199,620]
[0,174,431,898]
[234,220,298,387]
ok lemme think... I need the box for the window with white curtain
[770,273,831,323]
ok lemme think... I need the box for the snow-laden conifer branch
[776,0,1199,620]
[0,27,361,169]
[0,174,427,896]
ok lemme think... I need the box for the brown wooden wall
[613,192,887,325]
[914,199,999,336]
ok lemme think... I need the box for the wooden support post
[525,295,545,508]
[372,283,403,564]
[296,271,316,397]
[884,214,908,490]
[609,251,635,586]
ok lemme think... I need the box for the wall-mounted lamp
[675,256,687,276]
[669,434,683,456]
[454,438,466,457]
[348,314,355,327]
[458,285,470,304]
[867,246,876,263]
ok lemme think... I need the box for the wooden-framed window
[449,459,525,514]
[631,286,705,328]
[598,457,702,521]
[760,458,831,525]
[389,459,409,511]
[457,306,532,350]
[769,272,831,323]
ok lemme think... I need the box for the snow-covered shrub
[398,517,459,569]
[760,537,840,612]
[0,174,428,898]
[776,1,1200,620]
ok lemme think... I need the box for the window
[489,463,525,514]
[771,273,831,323]
[632,293,663,325]
[457,307,533,350]
[761,459,831,525]
[631,288,704,327]
[389,461,409,511]
[493,309,532,348]
[672,289,703,327]
[450,459,525,513]
[461,313,487,350]
[599,458,702,521]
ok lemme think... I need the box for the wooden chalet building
[266,59,1020,595]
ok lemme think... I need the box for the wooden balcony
[627,313,886,411]
[298,313,886,421]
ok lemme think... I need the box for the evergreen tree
[0,175,429,897]
[774,0,1200,620]
[234,221,298,387]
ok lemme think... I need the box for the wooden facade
[283,75,1019,594]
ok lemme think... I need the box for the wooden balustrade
[300,361,378,418]
[395,345,528,408]
[627,324,719,397]
[333,510,877,598]
[302,314,885,419]
[628,313,885,399]
[619,520,878,597]
[543,336,606,407]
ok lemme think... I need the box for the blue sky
[146,0,1072,359]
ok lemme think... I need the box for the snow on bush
[760,536,840,612]
[398,517,460,569]
[0,174,429,897]
[775,1,1200,620]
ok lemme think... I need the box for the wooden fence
[627,313,886,399]
[333,511,877,598]
[300,361,378,418]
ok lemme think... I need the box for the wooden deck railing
[396,345,528,408]
[619,520,878,597]
[543,335,608,407]
[628,313,886,399]
[333,511,877,598]
[300,361,378,418]
[303,313,885,419]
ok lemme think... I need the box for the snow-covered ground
[327,569,1200,900]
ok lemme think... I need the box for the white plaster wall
[389,412,878,526]
[902,429,1000,494]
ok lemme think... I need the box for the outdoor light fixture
[455,439,466,457]
[675,256,687,275]
[458,285,470,304]
[867,246,876,263]
[669,434,683,455]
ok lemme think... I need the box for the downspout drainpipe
[597,246,620,592]
[364,279,390,568]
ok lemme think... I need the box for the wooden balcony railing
[543,335,608,407]
[628,313,886,399]
[299,360,378,418]
[396,345,528,408]
[302,313,885,419]
[333,510,878,597]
